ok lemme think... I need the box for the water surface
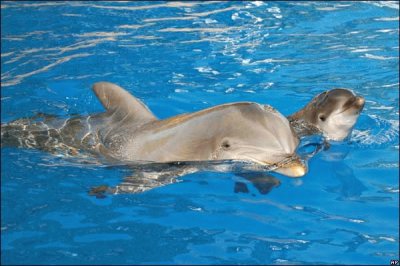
[1,1,399,265]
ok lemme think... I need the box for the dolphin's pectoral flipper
[88,185,116,198]
[88,177,170,197]
[87,176,168,198]
[92,82,157,123]
[115,173,181,194]
[234,181,250,193]
[236,172,281,195]
[88,166,195,196]
[89,174,180,196]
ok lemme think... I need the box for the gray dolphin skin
[1,82,307,178]
[288,88,365,141]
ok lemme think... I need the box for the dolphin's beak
[274,158,308,178]
[355,96,365,109]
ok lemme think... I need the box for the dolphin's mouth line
[337,104,363,115]
[242,155,302,171]
[238,156,279,171]
[337,97,365,115]
[337,106,351,114]
[337,104,358,115]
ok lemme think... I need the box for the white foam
[374,16,399,21]
[363,53,397,60]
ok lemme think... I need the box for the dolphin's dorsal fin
[93,82,157,123]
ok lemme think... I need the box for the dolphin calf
[1,82,307,181]
[288,88,365,141]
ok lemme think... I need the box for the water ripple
[363,53,398,60]
[2,53,92,87]
[158,26,242,33]
[351,115,399,148]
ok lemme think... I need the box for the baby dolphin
[1,82,307,177]
[288,88,365,141]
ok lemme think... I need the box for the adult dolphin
[1,82,307,184]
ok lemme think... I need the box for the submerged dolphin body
[1,82,307,194]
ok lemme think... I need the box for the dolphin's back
[2,120,55,149]
[1,114,101,155]
[0,82,157,157]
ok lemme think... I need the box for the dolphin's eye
[222,141,231,149]
[319,114,326,122]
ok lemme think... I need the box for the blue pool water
[1,1,399,264]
